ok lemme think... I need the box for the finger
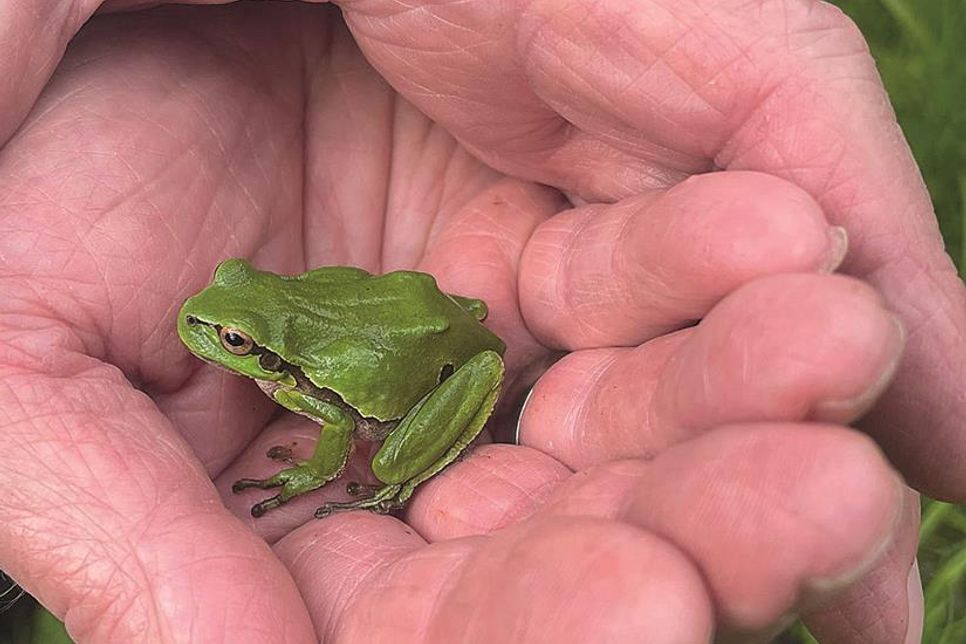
[0,339,315,642]
[416,177,566,402]
[570,424,903,637]
[339,0,966,499]
[519,171,847,349]
[413,423,903,637]
[275,512,713,643]
[519,273,904,469]
[336,0,698,195]
[801,488,921,644]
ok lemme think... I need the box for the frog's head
[178,259,294,384]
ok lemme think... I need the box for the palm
[0,6,575,638]
[27,5,546,457]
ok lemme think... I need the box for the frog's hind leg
[315,350,503,519]
[314,409,488,518]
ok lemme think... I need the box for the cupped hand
[0,1,946,642]
[328,0,966,501]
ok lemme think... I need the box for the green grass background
[2,1,965,642]
[833,0,966,269]
[787,1,966,642]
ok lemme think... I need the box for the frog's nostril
[186,315,199,326]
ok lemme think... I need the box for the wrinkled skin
[1,1,960,642]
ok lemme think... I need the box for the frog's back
[269,267,504,421]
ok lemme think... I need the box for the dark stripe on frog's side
[251,344,398,442]
[202,322,461,442]
[289,363,398,442]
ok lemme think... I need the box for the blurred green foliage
[919,499,966,642]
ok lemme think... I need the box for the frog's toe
[250,494,284,517]
[232,466,299,491]
[232,477,281,492]
[233,461,320,493]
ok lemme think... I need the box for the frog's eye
[219,327,254,355]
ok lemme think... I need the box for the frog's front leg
[315,350,503,518]
[232,390,354,517]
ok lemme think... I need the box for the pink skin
[0,1,951,642]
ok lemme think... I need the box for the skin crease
[0,0,956,642]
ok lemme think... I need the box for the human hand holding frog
[1,1,959,642]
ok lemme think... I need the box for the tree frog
[177,258,505,518]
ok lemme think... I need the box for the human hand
[325,0,965,499]
[331,0,958,640]
[0,1,944,642]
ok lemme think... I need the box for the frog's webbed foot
[316,484,404,518]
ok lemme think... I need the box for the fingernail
[810,312,906,421]
[515,384,537,445]
[904,559,924,644]
[820,226,849,273]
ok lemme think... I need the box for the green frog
[178,258,505,518]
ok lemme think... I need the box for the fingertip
[619,423,904,632]
[516,348,620,462]
[519,171,853,349]
[273,512,428,639]
[647,172,838,283]
[801,487,921,644]
[799,429,905,592]
[808,311,905,423]
[660,273,906,430]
